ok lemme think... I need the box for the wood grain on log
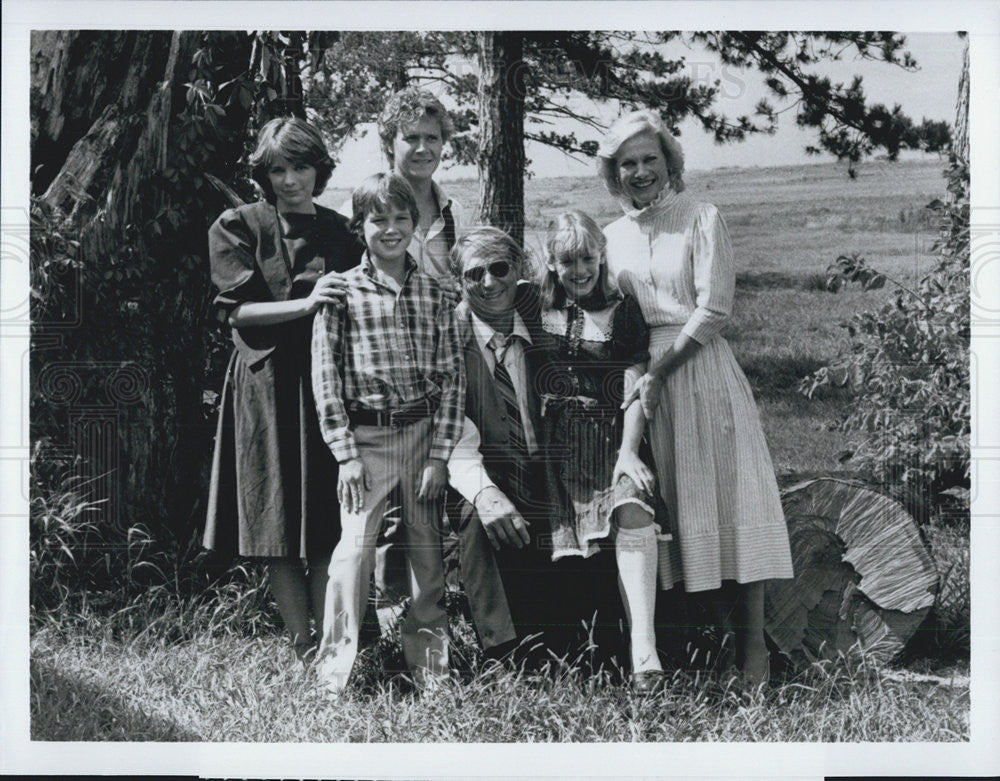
[766,478,938,665]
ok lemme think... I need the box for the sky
[327,32,967,186]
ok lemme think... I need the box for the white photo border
[2,1,998,777]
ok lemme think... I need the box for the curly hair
[248,117,334,203]
[596,109,685,199]
[377,86,455,162]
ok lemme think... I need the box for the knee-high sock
[615,524,662,673]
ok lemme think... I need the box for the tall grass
[31,612,969,742]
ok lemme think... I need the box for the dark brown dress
[536,294,655,559]
[203,202,363,559]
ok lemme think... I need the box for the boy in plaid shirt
[311,173,465,693]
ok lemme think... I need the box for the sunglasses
[462,260,514,284]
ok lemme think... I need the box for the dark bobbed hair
[540,210,618,311]
[449,226,526,284]
[249,117,334,203]
[348,173,421,240]
[378,86,455,163]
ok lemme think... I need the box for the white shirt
[469,310,540,455]
[603,188,734,346]
[408,181,465,285]
[446,416,502,505]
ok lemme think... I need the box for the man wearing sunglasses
[442,226,572,665]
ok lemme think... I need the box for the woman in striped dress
[597,109,794,684]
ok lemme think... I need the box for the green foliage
[800,155,970,518]
[305,31,948,173]
[694,32,952,176]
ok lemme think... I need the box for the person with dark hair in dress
[203,117,363,665]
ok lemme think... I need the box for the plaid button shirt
[311,252,465,464]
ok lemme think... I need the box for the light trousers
[317,418,449,690]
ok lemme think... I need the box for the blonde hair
[596,109,685,199]
[541,211,617,310]
[450,226,525,281]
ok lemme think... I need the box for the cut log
[765,478,938,665]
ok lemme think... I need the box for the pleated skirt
[647,324,794,592]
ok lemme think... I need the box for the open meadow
[31,158,970,742]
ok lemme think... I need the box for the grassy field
[30,610,968,742]
[33,159,968,743]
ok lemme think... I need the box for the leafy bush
[29,36,255,570]
[800,154,969,520]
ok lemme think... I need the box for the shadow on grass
[736,270,836,292]
[737,353,844,399]
[30,656,201,741]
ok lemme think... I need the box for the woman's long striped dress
[603,187,794,592]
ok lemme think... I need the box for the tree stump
[765,478,938,665]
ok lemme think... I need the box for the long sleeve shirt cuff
[429,437,458,463]
[681,306,728,345]
[329,428,360,464]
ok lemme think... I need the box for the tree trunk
[31,31,173,196]
[31,30,253,544]
[953,39,969,162]
[476,32,526,246]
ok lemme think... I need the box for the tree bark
[953,39,969,162]
[31,31,173,196]
[31,30,253,541]
[476,32,526,247]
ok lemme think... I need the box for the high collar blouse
[603,187,736,346]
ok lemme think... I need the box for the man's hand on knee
[474,486,531,550]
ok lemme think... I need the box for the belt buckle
[389,407,415,429]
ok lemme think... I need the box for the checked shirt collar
[358,250,419,293]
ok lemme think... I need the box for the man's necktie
[492,335,532,499]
